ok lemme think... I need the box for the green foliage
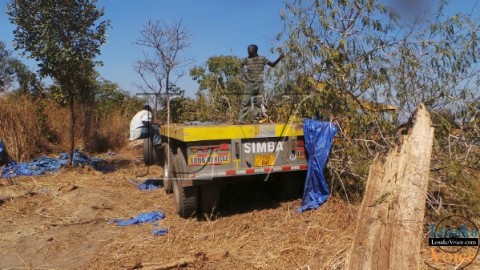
[191,91,211,122]
[190,55,244,122]
[154,83,196,123]
[278,0,479,118]
[46,84,66,105]
[48,78,143,127]
[93,79,132,114]
[0,41,15,89]
[7,0,110,101]
[7,0,110,89]
[388,11,480,119]
[35,99,59,143]
[279,0,399,95]
[10,59,44,95]
[0,41,42,94]
[275,0,480,205]
[167,96,197,123]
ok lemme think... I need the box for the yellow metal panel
[159,123,304,142]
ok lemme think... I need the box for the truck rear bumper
[177,164,308,180]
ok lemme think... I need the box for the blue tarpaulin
[1,150,103,178]
[111,211,168,236]
[153,228,169,236]
[112,211,165,226]
[134,179,163,190]
[298,120,337,212]
[0,139,7,165]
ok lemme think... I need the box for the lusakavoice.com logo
[426,215,479,269]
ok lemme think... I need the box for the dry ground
[1,144,478,269]
[0,145,356,270]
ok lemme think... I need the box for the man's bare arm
[267,53,284,67]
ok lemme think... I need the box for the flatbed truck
[144,122,308,218]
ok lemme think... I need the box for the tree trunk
[166,73,170,124]
[345,104,435,270]
[82,103,92,151]
[68,94,75,166]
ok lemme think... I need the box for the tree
[157,84,196,123]
[7,0,110,165]
[278,0,479,121]
[10,59,44,96]
[93,79,132,114]
[190,55,244,122]
[0,41,43,95]
[134,19,192,122]
[276,0,479,201]
[0,41,16,92]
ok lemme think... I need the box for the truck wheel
[173,147,198,218]
[200,183,220,214]
[163,144,174,194]
[143,138,156,165]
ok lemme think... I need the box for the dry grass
[0,94,132,161]
[91,110,130,153]
[0,146,357,270]
[0,95,45,161]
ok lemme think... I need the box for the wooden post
[345,104,435,270]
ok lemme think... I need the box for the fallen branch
[142,250,228,270]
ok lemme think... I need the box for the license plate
[254,154,275,167]
[296,148,306,159]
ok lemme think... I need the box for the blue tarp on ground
[1,150,103,178]
[111,211,168,236]
[0,139,7,165]
[298,120,337,212]
[112,211,165,226]
[134,179,163,190]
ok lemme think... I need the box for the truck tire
[143,138,156,165]
[173,147,198,218]
[163,144,174,194]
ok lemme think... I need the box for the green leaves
[189,55,244,122]
[0,41,43,94]
[274,0,480,200]
[0,42,16,89]
[7,0,109,92]
[278,0,479,121]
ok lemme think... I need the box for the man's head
[143,104,152,112]
[248,44,258,58]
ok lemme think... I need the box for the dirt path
[0,145,356,269]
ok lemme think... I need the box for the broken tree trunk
[345,104,435,270]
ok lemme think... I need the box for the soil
[0,144,356,270]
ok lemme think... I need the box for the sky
[0,0,286,96]
[0,0,479,97]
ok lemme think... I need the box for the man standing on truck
[238,44,284,124]
[129,105,163,148]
